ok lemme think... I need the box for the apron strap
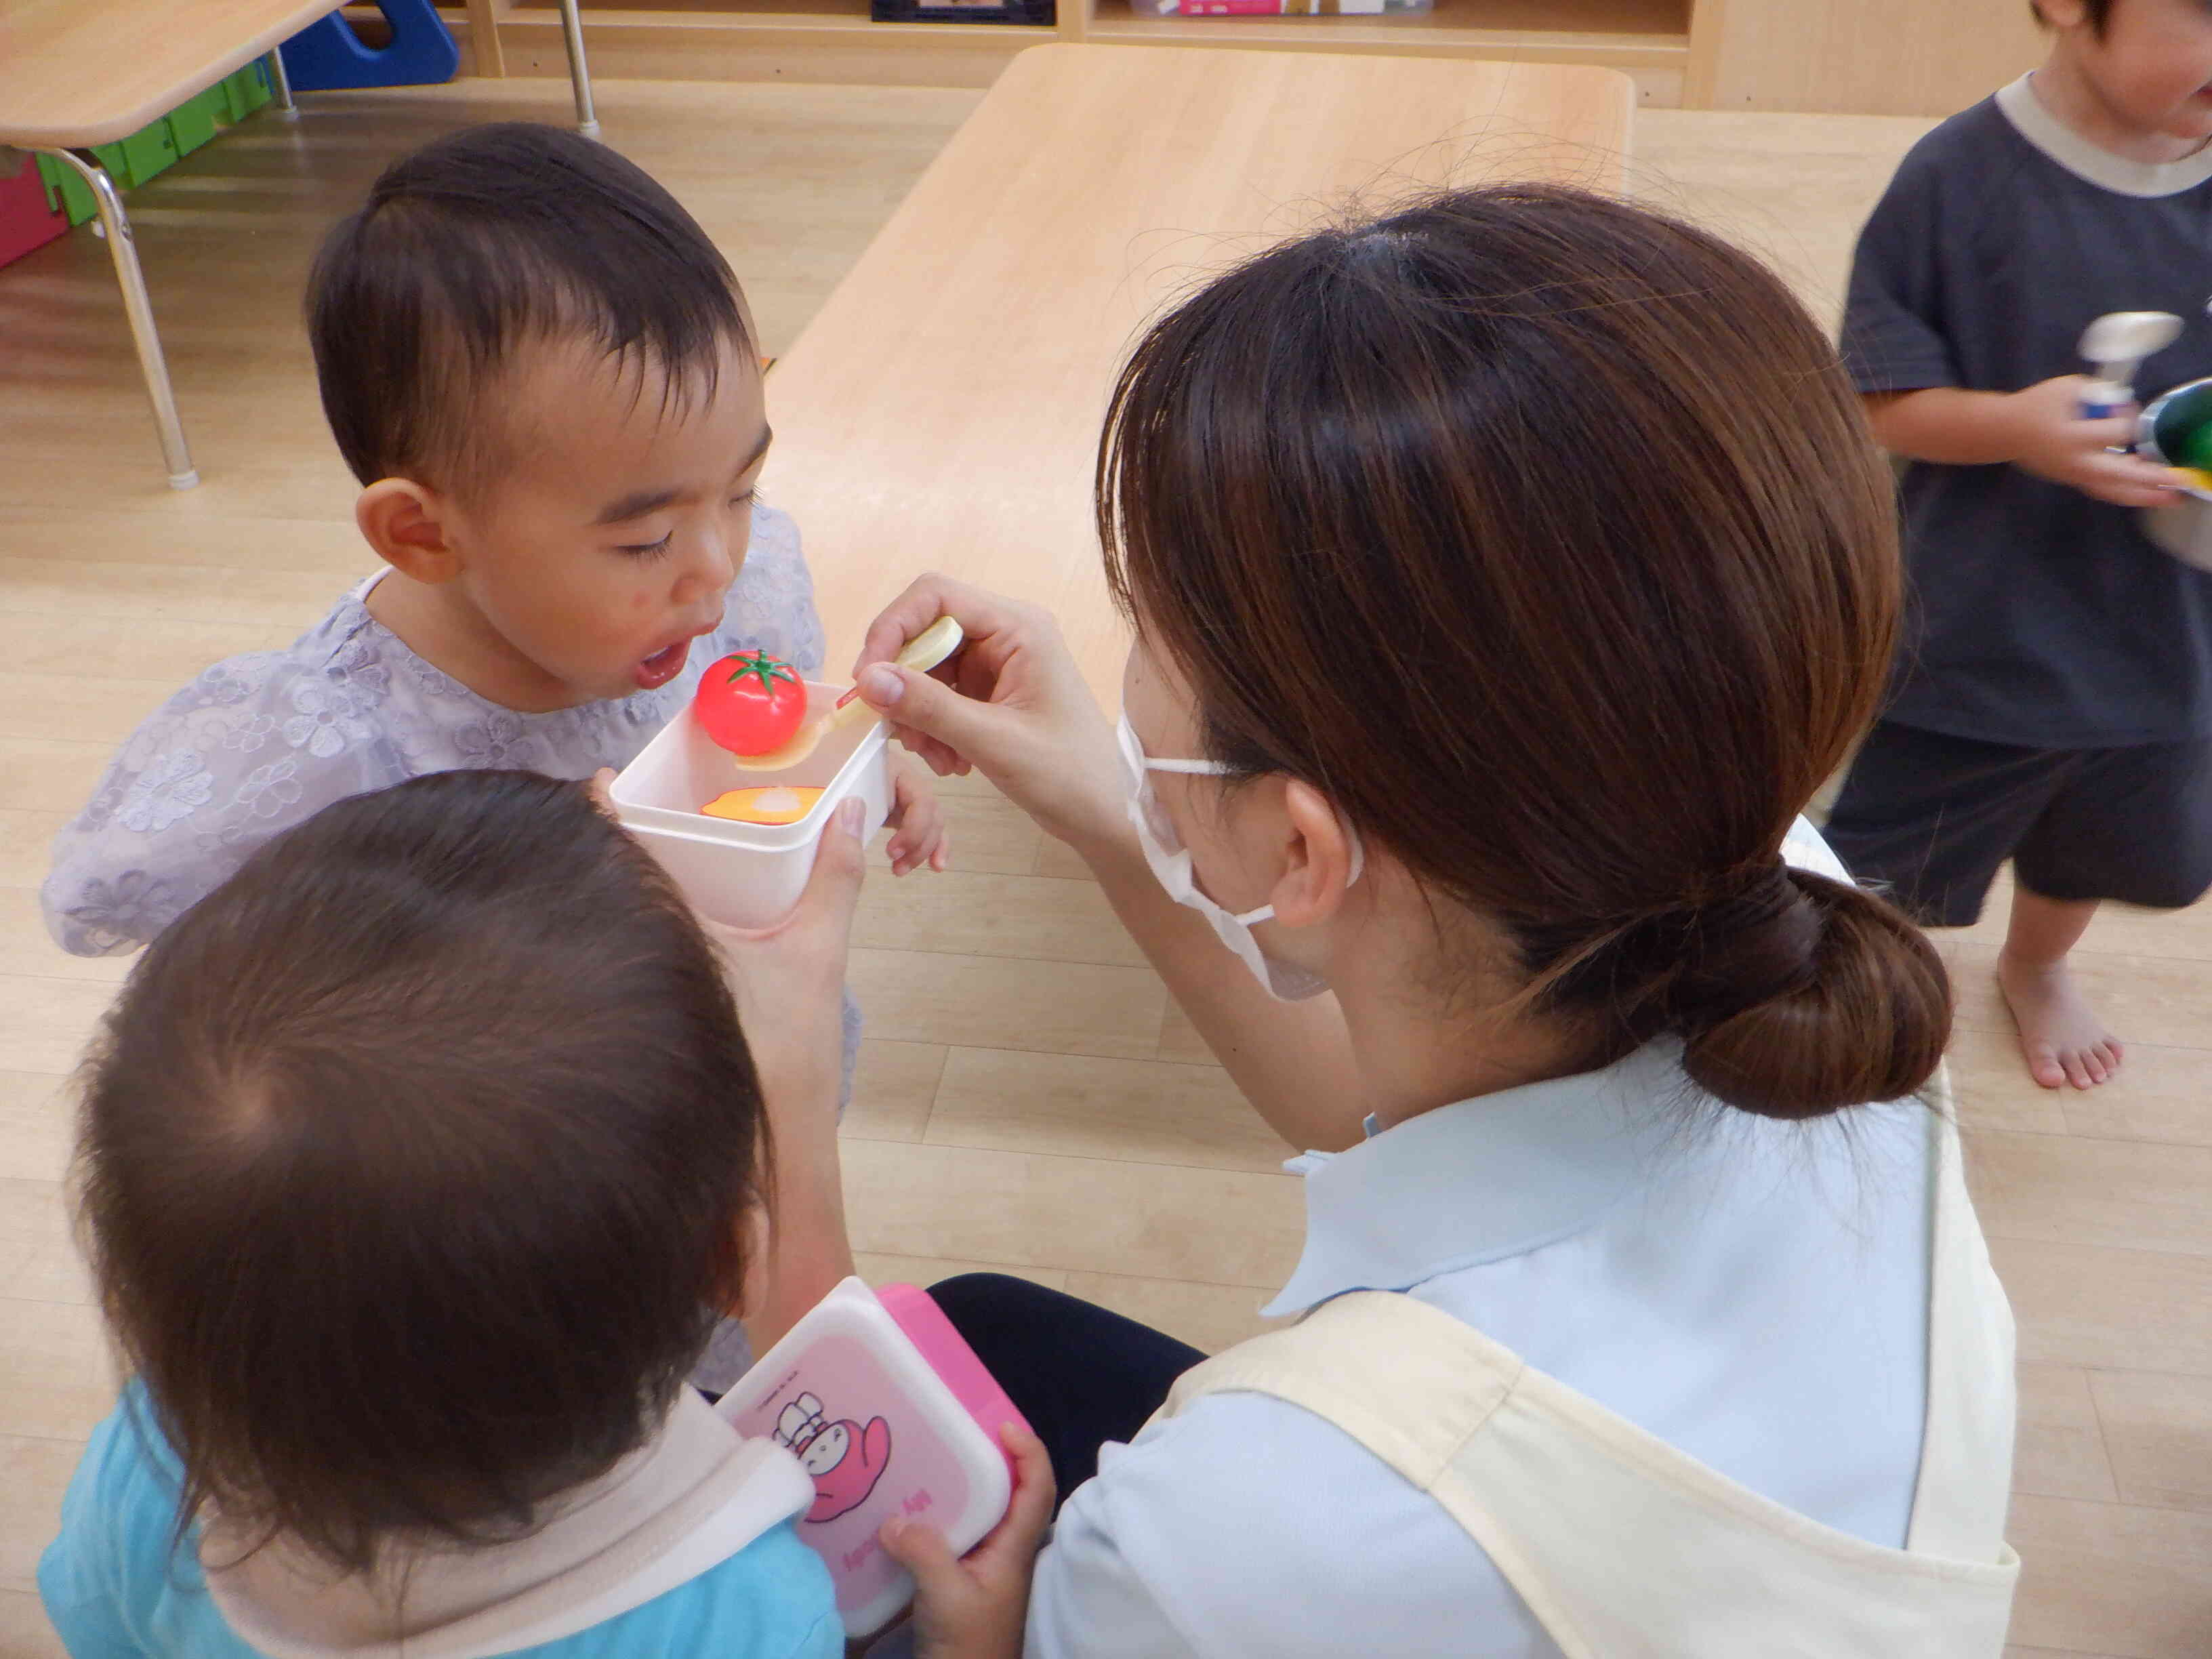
[1151,1071,2019,1659]
[1902,1067,2020,1560]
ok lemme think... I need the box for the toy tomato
[695,651,806,756]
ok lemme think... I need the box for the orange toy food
[700,785,826,825]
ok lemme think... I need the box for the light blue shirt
[40,1387,841,1659]
[1026,885,1934,1656]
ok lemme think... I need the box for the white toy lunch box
[609,681,892,928]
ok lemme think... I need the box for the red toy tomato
[695,650,807,756]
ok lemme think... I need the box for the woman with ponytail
[796,185,2020,1656]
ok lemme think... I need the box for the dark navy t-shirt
[1841,79,2212,747]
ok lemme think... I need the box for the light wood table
[764,44,1633,702]
[0,0,596,488]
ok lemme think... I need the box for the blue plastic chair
[278,1,459,91]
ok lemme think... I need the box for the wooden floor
[0,77,2206,1659]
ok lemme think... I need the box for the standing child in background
[38,123,946,1092]
[1829,0,2212,1090]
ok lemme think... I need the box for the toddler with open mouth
[42,123,946,1167]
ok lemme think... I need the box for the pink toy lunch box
[714,1276,1031,1637]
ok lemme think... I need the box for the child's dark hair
[2030,0,2109,30]
[1100,185,1951,1122]
[75,771,763,1572]
[306,123,750,496]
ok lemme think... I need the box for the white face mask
[1115,713,1363,1002]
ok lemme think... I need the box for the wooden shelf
[1087,0,1687,66]
[562,0,876,15]
[457,0,1694,96]
[469,5,1046,85]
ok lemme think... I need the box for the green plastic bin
[166,85,229,155]
[222,62,274,122]
[115,118,181,187]
[29,69,266,230]
[35,147,127,227]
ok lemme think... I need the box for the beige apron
[1151,1092,2020,1658]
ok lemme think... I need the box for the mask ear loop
[1144,755,1233,776]
[1141,743,1362,898]
[1120,716,1365,888]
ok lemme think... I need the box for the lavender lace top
[43,503,823,956]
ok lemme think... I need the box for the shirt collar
[1264,1041,1697,1318]
[1996,73,2212,198]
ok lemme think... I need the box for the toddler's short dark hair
[77,770,764,1571]
[306,123,750,496]
[2030,0,2111,30]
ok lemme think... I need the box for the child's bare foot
[1996,951,2123,1090]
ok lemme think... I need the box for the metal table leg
[556,0,599,138]
[265,47,300,119]
[44,148,197,491]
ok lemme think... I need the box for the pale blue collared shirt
[1025,829,1933,1658]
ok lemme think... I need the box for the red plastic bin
[0,159,66,271]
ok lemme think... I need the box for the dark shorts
[1823,720,2212,928]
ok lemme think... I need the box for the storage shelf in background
[1088,0,1685,64]
[416,0,2047,115]
[459,4,1044,86]
[447,0,1697,97]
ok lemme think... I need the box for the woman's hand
[851,575,1127,855]
[878,1422,1056,1659]
[706,800,869,1351]
[706,797,867,1116]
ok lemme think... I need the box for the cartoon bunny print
[774,1391,895,1523]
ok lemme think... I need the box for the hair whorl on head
[1099,184,1951,1120]
[75,771,763,1571]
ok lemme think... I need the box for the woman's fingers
[714,797,868,949]
[850,575,1122,847]
[706,798,867,1056]
[853,573,1026,679]
[854,661,1005,762]
[797,796,869,933]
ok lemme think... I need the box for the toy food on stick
[724,615,965,773]
[701,785,825,824]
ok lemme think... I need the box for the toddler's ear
[356,478,462,583]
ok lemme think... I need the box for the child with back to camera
[37,769,1051,1658]
[1827,0,2212,1090]
[39,123,946,1127]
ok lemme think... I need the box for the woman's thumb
[792,798,867,928]
[879,1515,962,1595]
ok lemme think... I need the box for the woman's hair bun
[1679,869,1952,1120]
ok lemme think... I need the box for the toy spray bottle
[2077,310,2183,419]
